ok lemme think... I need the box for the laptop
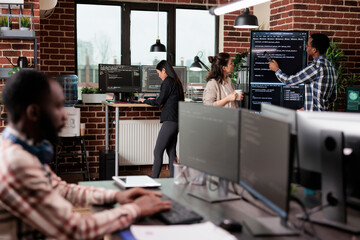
[112,175,161,189]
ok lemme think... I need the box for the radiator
[118,120,178,165]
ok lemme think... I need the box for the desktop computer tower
[99,150,115,180]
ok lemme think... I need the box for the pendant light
[150,1,166,52]
[233,8,259,29]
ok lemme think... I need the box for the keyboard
[156,195,203,225]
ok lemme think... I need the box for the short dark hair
[310,33,330,54]
[2,70,51,123]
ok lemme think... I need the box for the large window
[76,4,121,87]
[76,2,218,90]
[131,10,167,65]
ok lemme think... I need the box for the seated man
[0,70,171,239]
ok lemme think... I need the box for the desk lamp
[189,56,210,71]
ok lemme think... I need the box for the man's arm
[269,60,319,86]
[2,148,170,239]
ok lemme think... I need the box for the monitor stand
[187,178,240,203]
[298,130,360,234]
[243,217,299,236]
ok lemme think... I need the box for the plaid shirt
[275,55,337,111]
[0,127,140,240]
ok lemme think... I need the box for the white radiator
[118,120,178,165]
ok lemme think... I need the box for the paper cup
[235,90,243,101]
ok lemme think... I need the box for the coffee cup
[235,89,242,101]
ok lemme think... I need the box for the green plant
[20,17,30,28]
[230,51,249,84]
[8,66,20,77]
[326,40,359,94]
[0,16,11,27]
[81,87,100,94]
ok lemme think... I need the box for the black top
[144,77,182,123]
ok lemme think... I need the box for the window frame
[75,0,219,76]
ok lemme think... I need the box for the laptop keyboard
[156,195,203,225]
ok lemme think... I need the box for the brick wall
[40,0,75,75]
[0,0,40,69]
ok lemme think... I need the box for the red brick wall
[0,0,40,69]
[40,0,75,75]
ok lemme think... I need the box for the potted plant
[230,51,249,91]
[0,16,11,31]
[20,17,30,31]
[81,87,106,104]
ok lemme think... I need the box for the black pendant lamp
[233,8,259,29]
[150,1,166,52]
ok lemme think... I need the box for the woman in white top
[203,52,244,108]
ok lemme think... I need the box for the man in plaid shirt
[269,33,337,111]
[0,70,171,239]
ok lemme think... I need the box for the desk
[79,179,357,240]
[102,102,150,176]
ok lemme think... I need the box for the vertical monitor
[239,109,291,220]
[249,31,308,112]
[99,64,141,93]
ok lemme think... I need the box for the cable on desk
[290,196,320,240]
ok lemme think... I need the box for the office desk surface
[102,101,150,107]
[79,179,357,240]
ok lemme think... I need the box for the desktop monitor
[249,31,308,111]
[99,64,141,101]
[260,103,299,184]
[141,65,162,93]
[179,102,241,202]
[239,109,297,236]
[173,66,187,93]
[296,111,360,233]
[141,65,187,93]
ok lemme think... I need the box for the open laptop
[112,175,161,189]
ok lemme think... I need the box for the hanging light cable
[150,1,166,52]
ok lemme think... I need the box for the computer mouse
[219,219,243,232]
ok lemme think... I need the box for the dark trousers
[152,121,178,178]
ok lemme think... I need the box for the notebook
[112,175,161,189]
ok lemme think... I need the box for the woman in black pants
[138,60,184,178]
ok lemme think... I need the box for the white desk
[102,101,151,176]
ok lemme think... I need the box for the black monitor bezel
[249,30,308,111]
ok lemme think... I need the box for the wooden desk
[79,179,358,240]
[102,101,150,176]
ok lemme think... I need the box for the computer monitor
[346,87,360,112]
[179,102,241,202]
[296,111,360,233]
[239,109,298,236]
[260,103,299,184]
[249,31,308,111]
[173,66,187,93]
[141,65,162,93]
[141,65,187,93]
[99,64,141,101]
